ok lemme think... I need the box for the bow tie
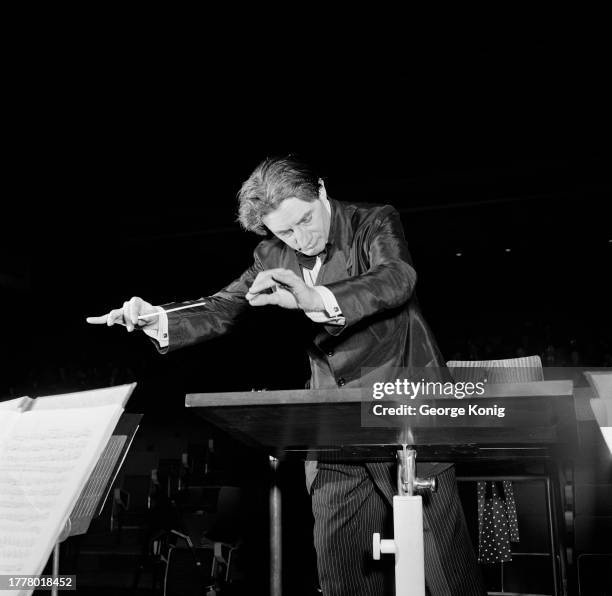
[296,249,326,270]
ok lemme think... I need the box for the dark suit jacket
[159,198,450,489]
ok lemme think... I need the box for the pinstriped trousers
[311,462,486,596]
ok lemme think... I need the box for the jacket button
[337,378,346,387]
[327,350,334,357]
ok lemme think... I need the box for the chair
[446,355,544,385]
[163,530,220,596]
[447,356,567,595]
[163,486,243,595]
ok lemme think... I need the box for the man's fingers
[86,315,109,325]
[85,311,125,326]
[248,270,278,294]
[85,309,125,327]
[128,297,142,326]
[247,288,298,309]
[269,269,300,286]
[247,293,280,307]
[108,308,126,327]
[122,301,134,332]
[249,268,299,295]
[87,296,153,330]
[247,278,280,297]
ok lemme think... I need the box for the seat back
[175,486,242,545]
[446,355,544,383]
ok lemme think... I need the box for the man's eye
[302,215,312,224]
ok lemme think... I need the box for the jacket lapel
[274,243,302,279]
[316,244,348,286]
[319,198,356,281]
[312,200,357,349]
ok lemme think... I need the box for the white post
[373,495,425,596]
[394,494,425,595]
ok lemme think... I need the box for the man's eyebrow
[297,210,313,223]
[276,210,313,234]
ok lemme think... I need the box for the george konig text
[372,404,506,418]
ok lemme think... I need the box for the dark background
[1,27,610,428]
[3,94,610,408]
[0,24,610,594]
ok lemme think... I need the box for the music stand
[48,413,141,593]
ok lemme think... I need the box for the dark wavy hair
[237,155,320,235]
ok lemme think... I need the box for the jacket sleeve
[323,205,417,335]
[157,252,264,353]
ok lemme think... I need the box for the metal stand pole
[51,543,61,596]
[269,456,282,596]
[51,518,71,596]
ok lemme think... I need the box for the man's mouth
[302,242,318,254]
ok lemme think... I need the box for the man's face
[262,191,330,255]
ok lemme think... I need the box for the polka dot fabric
[477,481,520,563]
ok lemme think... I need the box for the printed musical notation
[0,401,125,579]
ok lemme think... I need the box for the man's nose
[294,227,309,251]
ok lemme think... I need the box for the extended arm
[157,257,263,353]
[86,255,264,353]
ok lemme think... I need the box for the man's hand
[86,296,159,332]
[246,269,325,312]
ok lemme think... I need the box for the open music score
[0,384,134,596]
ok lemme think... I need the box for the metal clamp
[397,445,437,496]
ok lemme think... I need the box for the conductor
[87,156,485,595]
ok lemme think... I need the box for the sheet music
[0,411,21,451]
[27,383,134,411]
[0,403,124,594]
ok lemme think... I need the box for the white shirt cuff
[305,286,345,325]
[142,306,169,347]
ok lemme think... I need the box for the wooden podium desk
[186,380,576,595]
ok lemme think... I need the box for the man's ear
[318,178,327,201]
